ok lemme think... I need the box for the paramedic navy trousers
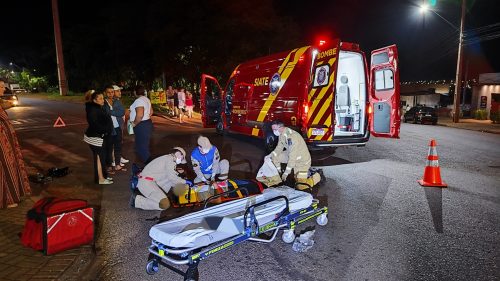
[134,119,153,164]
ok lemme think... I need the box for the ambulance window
[313,64,330,88]
[206,80,221,99]
[372,52,389,65]
[375,69,394,91]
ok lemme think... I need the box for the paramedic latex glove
[281,173,289,182]
[185,180,194,187]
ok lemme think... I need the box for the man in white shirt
[130,85,153,163]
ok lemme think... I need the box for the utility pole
[452,0,466,123]
[51,0,68,96]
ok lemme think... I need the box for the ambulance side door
[200,74,223,128]
[369,45,400,138]
[232,82,253,127]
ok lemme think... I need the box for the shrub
[490,111,500,124]
[474,109,488,120]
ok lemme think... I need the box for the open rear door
[369,45,400,138]
[200,74,223,128]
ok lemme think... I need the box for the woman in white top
[130,85,153,163]
[177,88,186,123]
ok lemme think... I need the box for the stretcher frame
[146,195,328,280]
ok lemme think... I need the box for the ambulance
[200,39,400,152]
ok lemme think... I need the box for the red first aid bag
[20,197,95,255]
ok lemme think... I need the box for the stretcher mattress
[149,187,312,248]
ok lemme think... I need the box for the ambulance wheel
[146,259,159,275]
[316,214,328,226]
[216,120,225,135]
[264,134,277,154]
[282,229,296,244]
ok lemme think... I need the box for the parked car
[403,106,438,125]
[1,94,19,107]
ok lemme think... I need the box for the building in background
[471,73,500,119]
[400,81,453,117]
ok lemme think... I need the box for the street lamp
[419,4,429,13]
[420,0,466,123]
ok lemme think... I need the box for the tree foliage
[60,0,301,91]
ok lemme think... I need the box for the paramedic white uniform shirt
[130,96,152,121]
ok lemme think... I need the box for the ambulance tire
[216,120,225,135]
[264,133,278,154]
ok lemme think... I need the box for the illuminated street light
[419,4,429,13]
[419,0,466,123]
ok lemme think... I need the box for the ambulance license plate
[312,128,325,136]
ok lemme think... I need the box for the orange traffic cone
[418,139,447,187]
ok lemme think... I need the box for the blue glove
[185,180,194,187]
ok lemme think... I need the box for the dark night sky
[1,0,498,82]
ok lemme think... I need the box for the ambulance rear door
[200,74,223,128]
[369,45,400,138]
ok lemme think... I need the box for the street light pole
[51,0,68,96]
[452,0,466,123]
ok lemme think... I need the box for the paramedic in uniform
[270,120,321,189]
[131,147,193,210]
[191,136,229,183]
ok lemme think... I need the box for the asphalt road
[11,97,500,281]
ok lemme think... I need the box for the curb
[436,122,500,135]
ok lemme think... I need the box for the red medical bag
[20,197,95,255]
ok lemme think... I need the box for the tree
[59,0,301,91]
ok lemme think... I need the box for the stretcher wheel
[282,229,295,244]
[316,214,328,226]
[146,259,159,275]
[184,266,199,281]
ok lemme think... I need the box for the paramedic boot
[296,170,322,190]
[295,177,312,191]
[311,171,322,186]
[159,197,171,210]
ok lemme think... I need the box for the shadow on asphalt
[424,187,443,233]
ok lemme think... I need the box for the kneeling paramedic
[191,136,229,184]
[131,147,193,210]
[269,120,321,190]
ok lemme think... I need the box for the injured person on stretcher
[130,146,257,210]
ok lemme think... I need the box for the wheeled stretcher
[146,187,328,280]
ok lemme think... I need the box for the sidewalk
[0,194,93,281]
[437,117,500,134]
